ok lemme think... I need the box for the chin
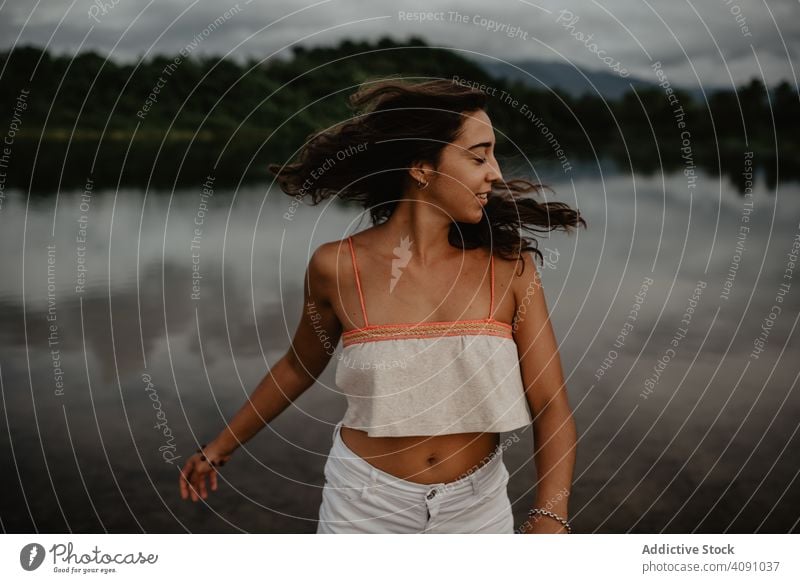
[459,210,484,224]
[451,200,486,224]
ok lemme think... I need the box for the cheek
[428,173,484,222]
[436,162,480,190]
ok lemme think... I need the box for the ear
[408,158,435,184]
[407,160,427,184]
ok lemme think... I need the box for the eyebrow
[467,141,493,150]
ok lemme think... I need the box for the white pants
[316,421,515,533]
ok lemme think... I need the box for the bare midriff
[340,425,500,484]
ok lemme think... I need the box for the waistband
[328,420,505,499]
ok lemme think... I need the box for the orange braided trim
[341,319,513,347]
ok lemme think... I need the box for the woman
[178,79,585,533]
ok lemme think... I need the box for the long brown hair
[268,78,586,269]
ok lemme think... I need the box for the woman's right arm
[180,243,342,501]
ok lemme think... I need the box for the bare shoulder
[494,250,542,303]
[307,239,351,305]
[309,239,342,269]
[309,228,382,274]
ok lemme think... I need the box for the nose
[486,159,503,183]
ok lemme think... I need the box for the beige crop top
[335,236,533,437]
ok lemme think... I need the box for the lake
[0,162,798,533]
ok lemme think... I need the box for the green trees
[0,36,797,189]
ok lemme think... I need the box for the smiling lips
[475,191,489,205]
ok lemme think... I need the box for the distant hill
[472,56,713,101]
[0,37,796,190]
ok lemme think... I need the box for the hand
[516,513,570,534]
[179,443,233,502]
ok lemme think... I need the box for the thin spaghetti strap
[488,253,495,320]
[347,236,369,327]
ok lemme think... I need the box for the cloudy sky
[2,0,798,88]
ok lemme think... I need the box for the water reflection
[0,165,798,533]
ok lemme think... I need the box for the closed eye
[474,157,487,164]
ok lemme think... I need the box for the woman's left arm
[510,252,577,534]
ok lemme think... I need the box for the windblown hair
[268,78,586,270]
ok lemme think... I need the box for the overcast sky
[2,0,798,89]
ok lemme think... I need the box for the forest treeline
[1,36,797,190]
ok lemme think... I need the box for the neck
[379,191,455,267]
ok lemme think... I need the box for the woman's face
[419,109,503,224]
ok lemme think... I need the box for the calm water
[1,164,798,533]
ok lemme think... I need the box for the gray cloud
[1,0,797,88]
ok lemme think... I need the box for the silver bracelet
[526,508,572,533]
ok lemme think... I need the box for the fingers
[179,459,203,502]
[188,473,201,502]
[179,458,222,503]
[188,469,209,502]
[193,465,207,502]
[179,460,193,500]
[187,471,199,503]
[198,473,208,500]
